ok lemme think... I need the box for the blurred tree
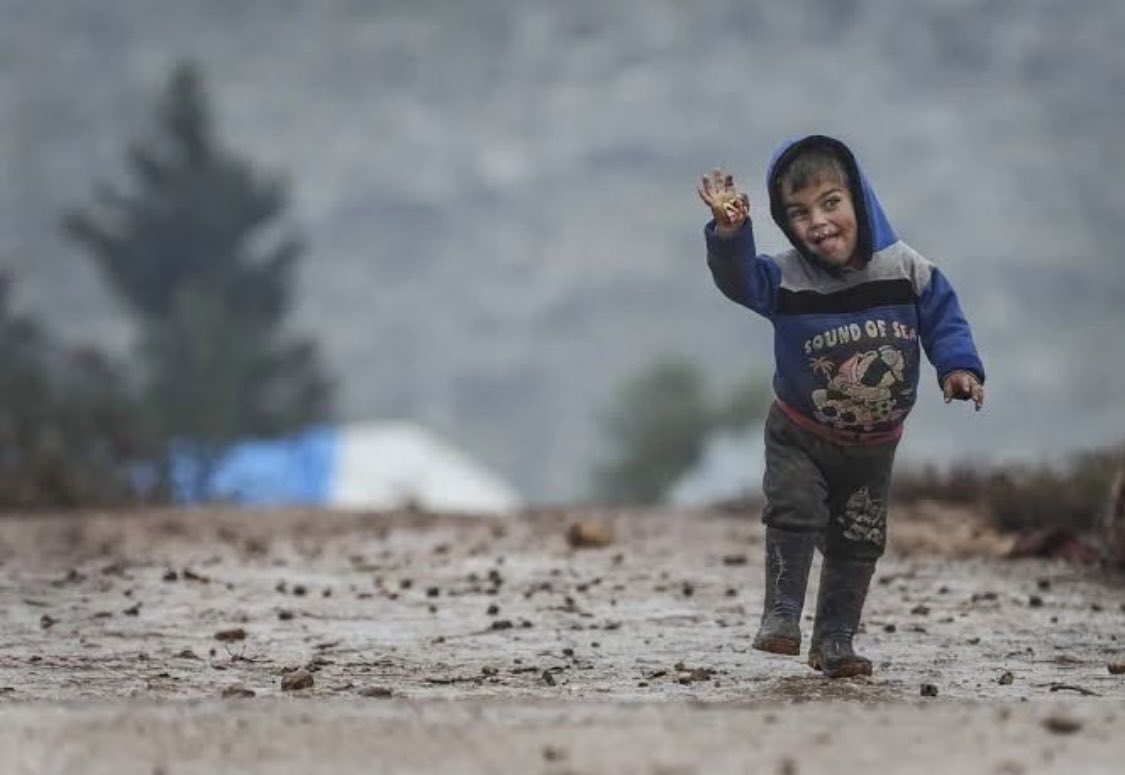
[712,372,772,432]
[0,271,141,508]
[592,357,712,504]
[63,61,333,494]
[592,357,771,505]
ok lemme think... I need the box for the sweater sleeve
[916,267,985,385]
[704,219,781,319]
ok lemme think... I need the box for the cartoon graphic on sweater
[809,345,911,431]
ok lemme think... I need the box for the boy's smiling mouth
[779,178,859,267]
[810,228,846,258]
[811,227,840,244]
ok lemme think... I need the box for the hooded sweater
[705,135,985,444]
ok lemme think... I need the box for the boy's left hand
[697,168,750,232]
[942,370,984,411]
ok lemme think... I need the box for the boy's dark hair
[777,146,849,196]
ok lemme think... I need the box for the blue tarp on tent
[170,426,338,506]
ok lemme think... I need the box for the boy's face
[781,178,859,267]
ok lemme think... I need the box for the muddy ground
[1,504,1123,774]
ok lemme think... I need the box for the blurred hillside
[2,0,1124,501]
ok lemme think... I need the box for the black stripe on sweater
[776,278,915,315]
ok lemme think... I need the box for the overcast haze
[3,0,1123,501]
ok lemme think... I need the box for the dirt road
[1,506,1123,774]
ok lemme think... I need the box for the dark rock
[566,520,613,549]
[214,628,247,642]
[542,745,567,762]
[1042,713,1082,734]
[281,670,314,691]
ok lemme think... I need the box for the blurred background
[2,0,1123,513]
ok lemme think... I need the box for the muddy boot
[752,527,816,655]
[807,556,876,678]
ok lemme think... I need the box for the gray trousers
[762,403,898,561]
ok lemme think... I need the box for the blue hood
[766,135,898,266]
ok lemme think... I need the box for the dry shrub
[889,501,1014,557]
[893,445,1125,534]
[1101,467,1125,567]
[892,462,987,506]
[1,273,148,511]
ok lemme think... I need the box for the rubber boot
[807,555,876,678]
[752,527,817,655]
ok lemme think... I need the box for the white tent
[330,421,522,514]
[667,429,764,508]
[184,420,522,515]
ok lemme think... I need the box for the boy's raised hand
[942,370,985,411]
[697,168,750,234]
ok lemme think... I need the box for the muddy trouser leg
[808,439,898,678]
[754,405,826,654]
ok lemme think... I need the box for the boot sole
[752,636,800,656]
[823,661,872,679]
[808,653,872,678]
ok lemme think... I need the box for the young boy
[697,135,985,678]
